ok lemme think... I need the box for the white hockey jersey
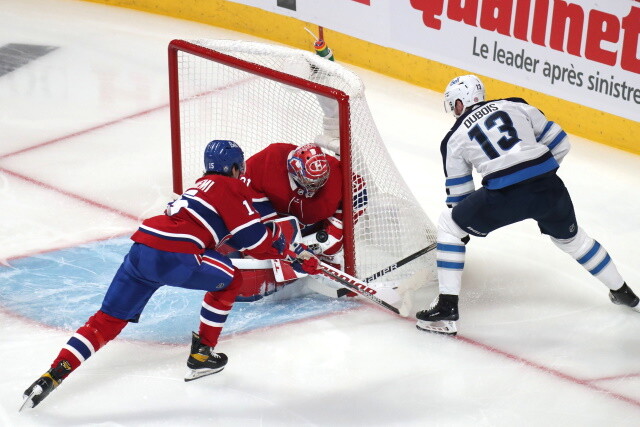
[441,97,570,207]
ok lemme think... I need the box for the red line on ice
[0,104,168,160]
[0,167,140,222]
[455,335,640,408]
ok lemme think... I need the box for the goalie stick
[363,243,436,283]
[317,261,400,315]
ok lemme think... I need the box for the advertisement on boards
[229,0,640,122]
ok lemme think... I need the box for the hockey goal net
[169,39,436,287]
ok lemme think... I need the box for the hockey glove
[266,221,287,255]
[265,216,303,257]
[284,242,315,263]
[291,255,322,275]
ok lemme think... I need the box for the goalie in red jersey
[244,142,345,258]
[244,143,355,265]
[234,142,367,300]
[21,140,319,411]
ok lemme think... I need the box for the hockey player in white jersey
[416,74,639,335]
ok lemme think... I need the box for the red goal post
[168,39,436,285]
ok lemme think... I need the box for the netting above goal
[169,39,436,288]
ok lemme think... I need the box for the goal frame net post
[167,39,436,287]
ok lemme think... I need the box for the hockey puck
[316,230,328,243]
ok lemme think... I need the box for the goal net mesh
[171,39,436,287]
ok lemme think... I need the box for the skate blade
[416,319,457,336]
[184,367,224,382]
[19,385,42,412]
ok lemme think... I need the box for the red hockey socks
[51,310,128,376]
[198,270,243,347]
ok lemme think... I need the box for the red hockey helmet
[287,143,330,198]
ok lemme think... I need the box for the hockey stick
[318,261,400,315]
[363,243,437,283]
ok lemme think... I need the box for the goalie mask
[203,139,245,176]
[287,143,330,198]
[444,75,485,118]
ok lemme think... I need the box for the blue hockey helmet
[203,140,245,175]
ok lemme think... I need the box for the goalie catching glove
[265,216,322,275]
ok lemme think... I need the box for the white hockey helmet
[443,75,485,117]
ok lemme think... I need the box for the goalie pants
[50,243,243,376]
[438,171,624,295]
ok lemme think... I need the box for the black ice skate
[609,283,640,312]
[184,332,228,382]
[415,294,459,336]
[20,360,72,411]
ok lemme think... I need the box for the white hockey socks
[551,227,624,290]
[436,210,468,295]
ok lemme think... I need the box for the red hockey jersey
[131,174,282,259]
[244,143,343,226]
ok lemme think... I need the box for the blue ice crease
[0,237,359,344]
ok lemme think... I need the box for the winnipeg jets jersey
[243,143,344,226]
[441,97,570,207]
[132,174,280,258]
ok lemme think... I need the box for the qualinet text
[411,0,640,73]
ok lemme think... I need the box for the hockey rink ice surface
[1,1,639,426]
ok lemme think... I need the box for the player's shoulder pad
[496,97,544,115]
[327,154,341,171]
[505,97,528,104]
[271,142,297,153]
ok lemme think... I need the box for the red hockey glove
[289,253,322,275]
[297,255,322,275]
[284,242,315,263]
[266,221,287,255]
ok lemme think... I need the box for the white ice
[1,1,639,426]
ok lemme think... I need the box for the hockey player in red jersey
[21,140,319,410]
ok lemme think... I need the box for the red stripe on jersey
[203,256,235,277]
